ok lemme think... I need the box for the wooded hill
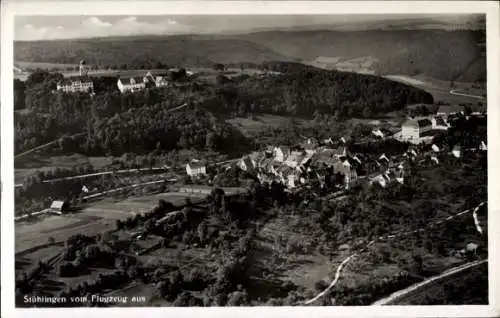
[15,29,485,82]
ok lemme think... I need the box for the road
[14,132,87,159]
[302,201,485,305]
[449,90,485,100]
[371,259,488,305]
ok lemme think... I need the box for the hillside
[14,36,296,69]
[239,29,486,82]
[15,29,484,82]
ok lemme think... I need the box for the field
[307,56,378,75]
[384,74,486,105]
[227,114,310,138]
[15,154,113,184]
[15,191,205,263]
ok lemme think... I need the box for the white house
[452,145,461,158]
[155,76,169,88]
[431,144,440,152]
[186,163,207,177]
[431,156,440,164]
[479,141,487,151]
[401,118,433,143]
[57,76,94,93]
[274,146,291,162]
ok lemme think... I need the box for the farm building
[50,200,70,214]
[186,163,207,177]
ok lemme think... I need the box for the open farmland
[16,191,205,258]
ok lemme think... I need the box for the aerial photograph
[13,14,487,307]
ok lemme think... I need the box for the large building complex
[56,59,94,93]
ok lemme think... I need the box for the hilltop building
[117,72,155,93]
[56,59,94,93]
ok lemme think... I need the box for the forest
[15,29,485,82]
[14,63,432,156]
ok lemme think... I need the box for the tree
[48,236,56,245]
[213,63,225,72]
[197,221,208,244]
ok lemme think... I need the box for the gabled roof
[58,76,93,85]
[403,118,432,128]
[119,76,145,85]
[187,162,206,169]
[433,116,447,126]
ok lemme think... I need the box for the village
[185,110,487,193]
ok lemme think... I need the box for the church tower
[79,59,88,77]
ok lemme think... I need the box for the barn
[50,200,70,214]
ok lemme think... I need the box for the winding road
[302,201,486,305]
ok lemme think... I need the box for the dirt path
[15,132,87,159]
[371,259,488,305]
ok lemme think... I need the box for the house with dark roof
[431,115,450,130]
[57,76,94,93]
[401,118,433,143]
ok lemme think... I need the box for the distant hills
[14,27,486,82]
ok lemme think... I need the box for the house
[401,118,433,143]
[431,156,440,165]
[340,136,351,144]
[186,163,207,177]
[431,115,450,130]
[431,144,440,152]
[50,200,70,214]
[285,151,305,168]
[334,162,358,189]
[370,174,390,188]
[332,146,348,158]
[437,105,460,116]
[466,242,479,255]
[379,153,390,163]
[372,128,393,139]
[237,156,254,172]
[274,146,291,162]
[352,154,363,165]
[323,137,334,145]
[155,76,169,88]
[479,141,487,151]
[452,145,462,158]
[117,73,154,93]
[57,76,94,93]
[303,143,318,155]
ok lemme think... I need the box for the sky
[14,14,484,41]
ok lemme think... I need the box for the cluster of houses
[399,109,486,145]
[231,138,407,190]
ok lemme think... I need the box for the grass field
[227,114,310,138]
[16,155,113,183]
[16,191,203,257]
